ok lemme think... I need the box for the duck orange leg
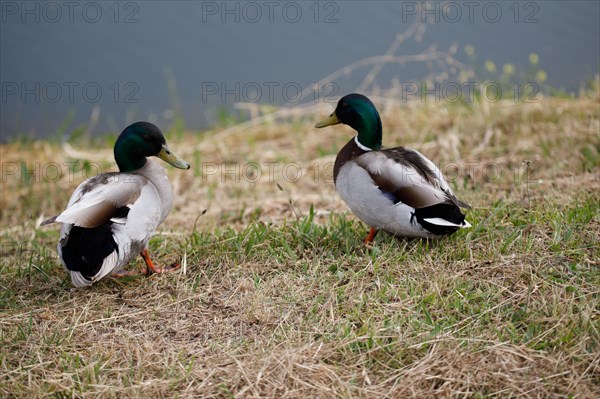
[364,227,379,245]
[112,249,180,278]
[140,248,180,274]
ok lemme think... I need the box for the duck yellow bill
[157,145,190,169]
[315,113,340,128]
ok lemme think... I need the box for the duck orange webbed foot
[140,248,180,275]
[363,227,380,246]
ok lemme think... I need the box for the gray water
[1,1,598,140]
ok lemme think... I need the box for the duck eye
[342,103,348,108]
[141,134,151,141]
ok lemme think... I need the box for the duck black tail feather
[61,224,118,281]
[414,203,467,236]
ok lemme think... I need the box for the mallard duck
[315,93,471,243]
[42,122,190,287]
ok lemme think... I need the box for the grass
[0,90,599,398]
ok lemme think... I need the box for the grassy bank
[1,93,599,398]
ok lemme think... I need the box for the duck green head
[114,121,190,172]
[315,93,382,150]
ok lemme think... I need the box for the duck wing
[42,172,146,228]
[355,147,471,210]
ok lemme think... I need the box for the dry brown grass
[1,91,599,398]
